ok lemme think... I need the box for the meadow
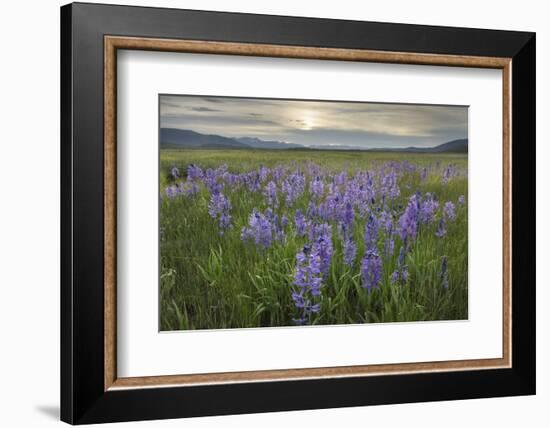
[160,148,468,331]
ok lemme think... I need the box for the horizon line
[160,127,468,151]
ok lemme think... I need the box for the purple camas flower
[443,201,456,221]
[343,235,357,267]
[243,171,262,192]
[458,195,466,205]
[187,164,203,181]
[306,201,318,220]
[264,181,278,207]
[442,164,453,185]
[269,210,286,242]
[292,244,323,324]
[208,192,231,233]
[419,193,439,224]
[258,165,270,182]
[384,235,395,258]
[203,168,224,194]
[294,210,309,237]
[310,176,324,199]
[380,171,400,200]
[352,176,376,218]
[333,171,347,186]
[223,173,240,187]
[165,185,178,199]
[364,214,379,249]
[308,222,328,242]
[282,171,305,205]
[219,213,231,233]
[398,194,420,242]
[241,208,287,247]
[391,246,408,285]
[178,179,199,197]
[207,192,224,217]
[309,223,333,276]
[440,256,449,289]
[241,209,273,248]
[361,248,382,291]
[281,215,288,228]
[325,190,343,221]
[316,233,333,277]
[294,246,322,294]
[272,165,286,182]
[338,201,356,267]
[379,210,393,232]
[435,216,447,238]
[420,167,428,181]
[342,202,355,227]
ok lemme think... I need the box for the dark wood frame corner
[61,2,535,425]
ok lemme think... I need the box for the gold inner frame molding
[104,35,512,391]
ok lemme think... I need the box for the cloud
[190,107,220,112]
[159,95,468,148]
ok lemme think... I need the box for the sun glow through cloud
[160,95,468,149]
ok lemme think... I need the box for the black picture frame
[61,2,535,424]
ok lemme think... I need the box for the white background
[0,0,546,427]
[118,51,503,377]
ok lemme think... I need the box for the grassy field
[159,148,468,331]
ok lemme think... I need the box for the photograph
[159,95,469,331]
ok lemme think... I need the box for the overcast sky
[160,95,468,149]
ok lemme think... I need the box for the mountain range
[160,128,468,153]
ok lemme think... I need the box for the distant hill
[310,139,468,153]
[160,128,249,149]
[398,139,468,153]
[427,139,468,153]
[160,128,301,150]
[160,128,467,153]
[236,137,304,150]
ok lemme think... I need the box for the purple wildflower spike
[435,217,447,238]
[419,193,439,224]
[443,201,456,220]
[361,248,382,291]
[294,210,309,237]
[364,214,379,250]
[441,256,449,289]
[309,223,333,276]
[292,244,324,324]
[391,246,408,285]
[342,202,354,227]
[398,194,420,242]
[187,164,203,181]
[343,235,357,266]
[241,209,273,248]
[310,176,324,199]
[165,185,178,199]
[264,181,278,207]
[208,192,232,234]
[420,167,428,181]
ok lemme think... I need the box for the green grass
[159,148,468,331]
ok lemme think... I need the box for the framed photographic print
[60,2,536,424]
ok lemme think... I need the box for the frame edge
[60,2,74,425]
